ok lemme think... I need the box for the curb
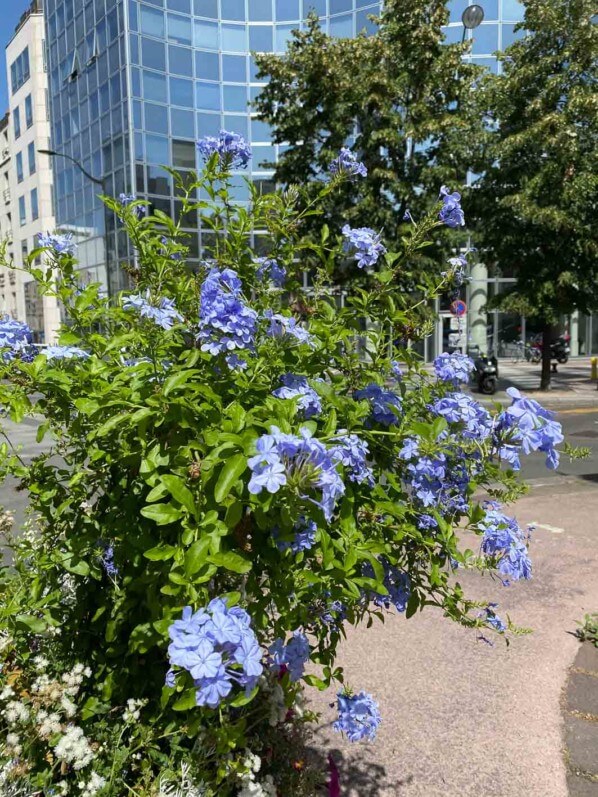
[564,642,598,796]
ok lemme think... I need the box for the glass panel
[356,9,377,34]
[252,144,276,169]
[249,25,273,51]
[276,0,300,20]
[251,118,271,140]
[28,142,36,174]
[197,112,221,136]
[443,26,463,45]
[471,57,498,73]
[167,0,191,12]
[472,24,498,54]
[501,0,524,21]
[222,54,247,82]
[147,165,172,194]
[483,0,499,20]
[168,13,193,44]
[169,45,193,75]
[222,0,246,20]
[223,84,248,111]
[303,0,326,14]
[25,95,33,127]
[140,5,165,36]
[196,81,221,110]
[448,0,468,24]
[172,139,197,168]
[223,114,248,137]
[141,37,166,70]
[196,51,220,80]
[222,23,248,52]
[194,0,218,18]
[171,107,195,138]
[170,76,194,106]
[31,188,39,220]
[249,0,273,21]
[275,24,293,50]
[330,13,353,37]
[501,23,525,48]
[143,70,168,102]
[16,153,23,183]
[330,0,352,12]
[194,19,219,49]
[145,134,170,164]
[145,102,169,134]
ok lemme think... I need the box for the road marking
[558,408,598,415]
[529,521,565,534]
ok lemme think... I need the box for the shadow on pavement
[307,745,413,796]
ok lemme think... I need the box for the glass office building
[47,0,595,358]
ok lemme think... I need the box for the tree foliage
[471,0,598,387]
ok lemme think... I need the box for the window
[25,95,33,128]
[223,54,246,82]
[331,0,352,12]
[10,47,30,94]
[196,81,221,110]
[18,196,26,226]
[168,45,193,76]
[472,23,499,54]
[140,5,165,37]
[13,108,21,140]
[31,188,39,221]
[223,84,247,111]
[194,0,218,18]
[194,20,219,49]
[171,108,195,138]
[195,51,220,81]
[145,103,169,134]
[222,0,246,20]
[249,25,273,52]
[276,0,300,21]
[222,24,247,51]
[330,14,353,37]
[170,77,194,106]
[172,139,196,169]
[143,70,168,102]
[28,142,36,175]
[168,13,193,45]
[502,0,524,21]
[249,0,273,20]
[142,38,167,71]
[16,152,24,183]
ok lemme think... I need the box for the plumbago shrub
[0,138,565,796]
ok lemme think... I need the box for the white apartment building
[5,0,59,343]
[0,111,23,321]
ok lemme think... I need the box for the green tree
[471,0,598,390]
[253,2,486,286]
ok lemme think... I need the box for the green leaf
[163,370,193,397]
[143,544,178,561]
[173,689,197,711]
[161,474,197,515]
[184,537,210,575]
[15,614,46,634]
[140,503,183,526]
[213,453,247,504]
[229,685,258,707]
[209,550,251,574]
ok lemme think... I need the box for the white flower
[238,777,277,797]
[0,685,15,700]
[5,700,29,724]
[38,711,62,739]
[123,698,146,723]
[78,772,106,796]
[33,655,49,671]
[54,725,94,770]
[61,695,77,718]
[5,732,22,755]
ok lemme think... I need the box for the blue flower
[248,426,345,522]
[495,387,563,470]
[329,147,367,178]
[399,437,420,460]
[272,374,322,418]
[363,559,411,613]
[269,630,310,682]
[331,433,374,485]
[275,517,317,554]
[225,353,248,371]
[355,384,401,426]
[43,345,90,362]
[433,352,475,385]
[98,542,118,578]
[430,392,492,441]
[123,291,183,330]
[334,690,381,742]
[480,604,506,633]
[390,360,403,380]
[119,193,146,218]
[197,129,252,169]
[477,506,532,582]
[0,316,33,361]
[445,253,469,287]
[167,598,263,709]
[38,232,77,256]
[264,310,314,347]
[403,451,470,514]
[342,225,386,269]
[438,186,465,228]
[417,513,438,530]
[198,267,258,356]
[255,257,286,288]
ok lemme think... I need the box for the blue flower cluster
[433,352,475,385]
[431,392,492,441]
[390,360,403,380]
[478,505,532,582]
[248,426,345,522]
[496,387,563,470]
[255,257,286,288]
[401,443,469,514]
[123,292,183,330]
[0,316,33,361]
[329,147,367,178]
[118,193,146,218]
[355,384,402,426]
[269,630,310,682]
[98,542,118,578]
[198,268,258,356]
[438,185,465,228]
[38,232,77,256]
[197,130,252,169]
[264,310,313,347]
[331,434,374,486]
[43,345,90,362]
[272,374,322,418]
[167,599,263,709]
[334,690,381,742]
[481,604,507,633]
[364,559,411,613]
[342,225,386,269]
[275,517,317,554]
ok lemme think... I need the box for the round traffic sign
[450,299,467,317]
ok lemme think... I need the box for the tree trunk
[540,323,553,391]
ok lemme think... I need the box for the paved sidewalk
[310,480,598,797]
[565,641,598,796]
[488,358,598,407]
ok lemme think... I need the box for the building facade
[0,112,23,321]
[6,0,61,342]
[43,0,592,357]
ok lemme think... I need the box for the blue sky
[0,0,32,114]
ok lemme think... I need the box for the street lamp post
[461,4,485,42]
[38,148,111,298]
